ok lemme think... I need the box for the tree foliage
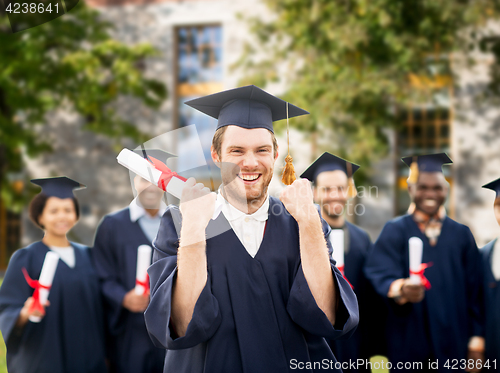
[0,2,167,208]
[235,0,500,172]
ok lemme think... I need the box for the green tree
[0,2,167,209]
[235,0,500,171]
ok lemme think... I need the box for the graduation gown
[92,207,165,373]
[0,241,107,373]
[145,197,359,373]
[365,215,484,372]
[328,222,386,372]
[481,240,500,370]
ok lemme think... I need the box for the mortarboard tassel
[346,162,357,199]
[408,156,419,184]
[281,102,297,185]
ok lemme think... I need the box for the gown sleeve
[286,210,359,341]
[92,216,129,335]
[462,227,485,338]
[364,220,406,298]
[0,249,35,347]
[144,206,222,350]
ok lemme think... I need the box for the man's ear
[211,146,221,168]
[407,183,415,198]
[274,145,279,161]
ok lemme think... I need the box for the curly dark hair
[28,193,80,229]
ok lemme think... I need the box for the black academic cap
[300,152,360,183]
[184,85,309,133]
[31,176,85,199]
[401,153,453,173]
[482,178,500,198]
[132,148,176,164]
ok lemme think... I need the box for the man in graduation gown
[480,178,500,371]
[301,152,386,372]
[92,151,169,373]
[144,85,359,373]
[365,153,484,373]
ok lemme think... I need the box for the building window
[175,25,223,187]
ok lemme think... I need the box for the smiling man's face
[212,125,278,209]
[410,172,448,216]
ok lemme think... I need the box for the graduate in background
[301,152,386,372]
[365,153,484,373]
[480,178,500,370]
[0,177,107,373]
[145,85,359,373]
[92,149,169,373]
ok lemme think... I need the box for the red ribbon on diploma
[337,265,354,289]
[409,262,433,290]
[147,156,187,191]
[22,268,50,315]
[136,274,150,296]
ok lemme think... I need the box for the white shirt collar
[217,191,269,222]
[129,197,167,223]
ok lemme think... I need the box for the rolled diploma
[409,236,423,284]
[117,149,222,219]
[135,245,152,295]
[29,251,59,323]
[329,229,345,270]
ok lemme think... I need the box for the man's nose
[241,152,259,169]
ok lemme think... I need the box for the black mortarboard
[401,153,453,173]
[184,85,309,133]
[132,148,176,164]
[300,152,360,183]
[482,178,500,198]
[31,176,85,199]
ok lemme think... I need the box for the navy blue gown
[481,239,500,371]
[145,197,359,373]
[329,222,386,372]
[92,207,165,373]
[365,215,484,372]
[0,241,107,373]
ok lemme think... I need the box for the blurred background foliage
[235,0,500,182]
[0,2,167,211]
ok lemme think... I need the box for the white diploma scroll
[117,148,222,219]
[135,245,152,295]
[29,251,59,323]
[329,229,345,270]
[409,236,424,284]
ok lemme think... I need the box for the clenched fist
[280,179,318,225]
[180,177,216,230]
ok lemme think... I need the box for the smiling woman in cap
[0,176,107,373]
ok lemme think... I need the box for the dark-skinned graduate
[301,152,387,372]
[365,153,484,373]
[0,177,107,373]
[480,178,500,371]
[144,85,359,373]
[92,149,172,373]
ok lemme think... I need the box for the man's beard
[321,201,344,218]
[220,162,273,208]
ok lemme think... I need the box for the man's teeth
[240,174,259,181]
[424,200,436,206]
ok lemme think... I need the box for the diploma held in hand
[408,237,423,285]
[135,245,152,296]
[22,251,59,323]
[329,229,353,288]
[117,148,222,219]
